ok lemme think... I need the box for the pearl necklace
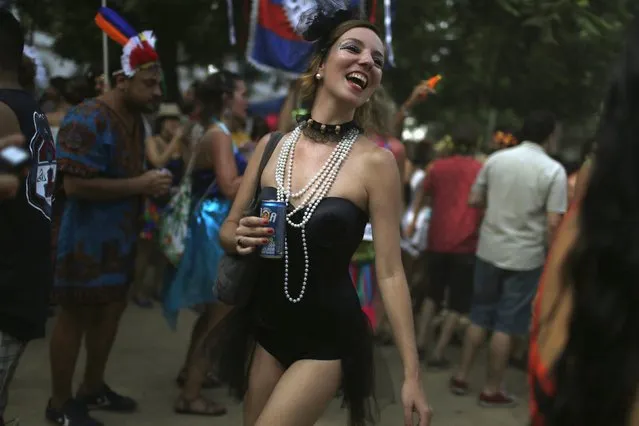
[275,124,359,303]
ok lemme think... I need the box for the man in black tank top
[0,9,56,426]
[0,134,23,199]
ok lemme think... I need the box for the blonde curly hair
[368,85,398,136]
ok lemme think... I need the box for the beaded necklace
[274,122,360,303]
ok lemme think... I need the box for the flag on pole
[246,0,361,78]
[383,0,396,66]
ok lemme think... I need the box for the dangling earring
[222,107,232,119]
[315,73,322,80]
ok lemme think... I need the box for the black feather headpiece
[296,1,361,55]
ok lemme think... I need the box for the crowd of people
[2,2,639,426]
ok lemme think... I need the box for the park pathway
[7,307,529,425]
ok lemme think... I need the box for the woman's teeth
[346,72,368,89]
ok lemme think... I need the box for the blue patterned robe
[52,99,144,304]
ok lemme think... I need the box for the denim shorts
[469,257,541,336]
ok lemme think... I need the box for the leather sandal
[174,396,227,416]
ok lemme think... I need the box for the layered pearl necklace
[275,124,359,303]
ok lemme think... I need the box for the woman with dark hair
[182,80,201,118]
[530,20,639,426]
[163,69,248,416]
[217,4,431,426]
[132,103,185,308]
[46,76,91,143]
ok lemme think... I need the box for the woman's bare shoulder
[206,125,232,139]
[348,136,401,198]
[254,131,293,156]
[354,135,399,170]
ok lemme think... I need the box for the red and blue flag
[246,0,362,78]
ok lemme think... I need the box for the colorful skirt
[350,241,377,329]
[163,197,231,329]
[140,198,162,241]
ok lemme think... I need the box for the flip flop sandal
[174,397,227,416]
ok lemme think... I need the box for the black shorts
[426,252,475,314]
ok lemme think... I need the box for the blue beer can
[260,200,286,259]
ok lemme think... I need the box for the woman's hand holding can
[234,216,274,255]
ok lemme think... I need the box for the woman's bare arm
[219,134,270,253]
[407,164,433,234]
[367,147,421,381]
[404,158,415,186]
[393,82,433,137]
[145,134,181,168]
[573,158,593,205]
[407,185,426,232]
[204,128,242,200]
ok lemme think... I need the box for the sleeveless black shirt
[0,88,56,341]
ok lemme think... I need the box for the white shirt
[472,142,568,270]
[401,169,431,255]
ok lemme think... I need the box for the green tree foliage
[14,0,639,128]
[385,0,637,131]
[17,0,243,102]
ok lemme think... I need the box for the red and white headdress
[95,7,159,77]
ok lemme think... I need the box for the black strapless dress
[214,186,385,425]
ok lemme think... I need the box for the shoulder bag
[215,132,283,306]
[159,126,214,266]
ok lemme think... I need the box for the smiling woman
[298,20,383,132]
[212,2,432,426]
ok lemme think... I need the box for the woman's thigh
[255,358,342,426]
[244,344,286,426]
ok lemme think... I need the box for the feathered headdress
[95,7,159,77]
[296,0,360,53]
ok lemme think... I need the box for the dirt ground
[6,306,529,425]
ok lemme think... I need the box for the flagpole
[102,0,110,91]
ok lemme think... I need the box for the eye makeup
[339,39,361,52]
[339,38,385,68]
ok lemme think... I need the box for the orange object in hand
[426,74,442,90]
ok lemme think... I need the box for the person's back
[413,151,482,368]
[477,142,566,270]
[452,111,568,406]
[427,155,482,253]
[0,89,55,341]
